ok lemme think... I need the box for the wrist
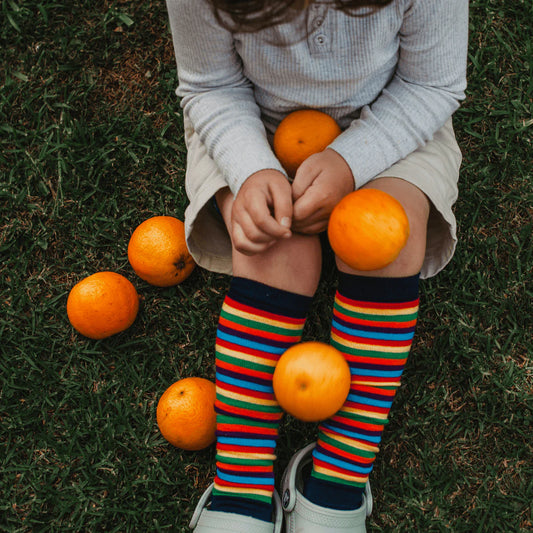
[230,162,288,196]
[248,168,288,181]
[323,149,354,194]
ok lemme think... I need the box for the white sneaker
[281,443,373,533]
[189,483,283,533]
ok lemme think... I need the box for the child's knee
[233,232,322,296]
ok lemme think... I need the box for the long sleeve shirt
[166,0,468,194]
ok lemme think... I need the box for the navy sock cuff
[210,495,273,523]
[304,476,364,511]
[337,272,420,303]
[228,277,313,318]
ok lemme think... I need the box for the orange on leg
[273,341,351,422]
[328,189,410,272]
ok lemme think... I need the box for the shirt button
[315,34,326,45]
[314,18,323,27]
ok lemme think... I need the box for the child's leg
[210,188,321,522]
[215,186,322,297]
[305,177,430,510]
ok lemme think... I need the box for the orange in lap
[273,109,342,178]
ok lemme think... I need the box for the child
[165,0,468,531]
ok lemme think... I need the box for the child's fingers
[291,204,329,234]
[268,181,293,235]
[292,184,329,222]
[242,198,290,240]
[232,221,275,255]
[292,161,319,201]
[230,170,292,250]
[291,214,329,235]
[238,210,280,243]
[237,180,291,240]
[252,215,291,240]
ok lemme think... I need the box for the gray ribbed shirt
[166,0,468,193]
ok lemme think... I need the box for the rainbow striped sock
[211,277,311,522]
[304,273,419,510]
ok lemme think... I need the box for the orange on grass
[128,216,195,287]
[156,377,216,451]
[273,341,351,422]
[328,189,410,271]
[66,271,139,339]
[273,109,342,177]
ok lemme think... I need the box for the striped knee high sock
[211,277,311,522]
[304,273,419,510]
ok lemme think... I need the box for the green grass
[1,0,531,531]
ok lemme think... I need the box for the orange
[156,377,216,451]
[66,271,139,339]
[273,341,351,422]
[273,109,342,178]
[328,189,410,271]
[127,216,195,287]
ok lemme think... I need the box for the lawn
[1,0,531,531]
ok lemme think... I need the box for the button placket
[307,4,331,54]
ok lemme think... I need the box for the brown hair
[211,0,394,32]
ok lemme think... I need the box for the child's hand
[231,170,293,255]
[291,149,354,234]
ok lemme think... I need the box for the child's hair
[210,0,394,32]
